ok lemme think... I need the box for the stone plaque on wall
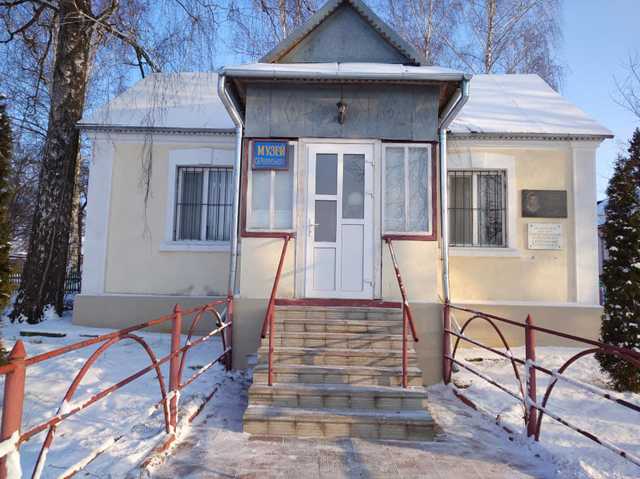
[527,223,563,250]
[521,190,567,218]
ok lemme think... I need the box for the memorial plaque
[521,190,567,218]
[528,223,563,250]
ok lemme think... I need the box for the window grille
[448,170,507,247]
[174,166,233,242]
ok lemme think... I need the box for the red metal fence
[260,233,293,386]
[384,237,419,388]
[0,297,233,478]
[443,302,640,468]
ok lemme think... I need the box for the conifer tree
[597,128,640,392]
[0,95,13,311]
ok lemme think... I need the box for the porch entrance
[304,143,375,299]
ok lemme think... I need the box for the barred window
[174,166,233,242]
[448,170,506,247]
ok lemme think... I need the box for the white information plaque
[527,223,562,250]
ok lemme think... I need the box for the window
[174,166,233,242]
[448,170,506,247]
[247,143,295,230]
[383,145,432,234]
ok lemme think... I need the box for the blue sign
[253,141,288,170]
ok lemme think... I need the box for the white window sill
[449,247,520,257]
[159,241,230,252]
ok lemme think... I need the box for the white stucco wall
[80,133,601,306]
[82,132,236,297]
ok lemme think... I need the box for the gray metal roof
[259,0,425,66]
[221,62,468,82]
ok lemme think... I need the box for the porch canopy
[220,62,470,143]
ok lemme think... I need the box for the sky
[560,0,640,200]
[213,1,640,201]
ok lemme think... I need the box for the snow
[81,70,612,140]
[79,72,235,131]
[152,368,554,479]
[2,312,637,478]
[447,346,640,478]
[450,74,613,138]
[0,312,229,478]
[221,62,467,81]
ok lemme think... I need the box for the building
[75,0,612,391]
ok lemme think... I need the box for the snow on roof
[81,71,612,140]
[79,72,234,131]
[221,62,468,82]
[451,74,613,138]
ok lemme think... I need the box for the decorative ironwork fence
[443,302,640,468]
[8,271,82,295]
[0,297,233,478]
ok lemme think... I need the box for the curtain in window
[448,173,473,246]
[206,168,233,241]
[178,170,203,240]
[407,148,429,231]
[248,144,295,230]
[477,173,504,246]
[384,147,405,231]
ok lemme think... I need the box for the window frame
[381,143,435,239]
[162,147,235,252]
[447,168,508,248]
[244,139,297,235]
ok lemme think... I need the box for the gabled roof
[451,74,613,139]
[260,0,425,66]
[80,72,612,141]
[79,72,234,132]
[221,62,467,82]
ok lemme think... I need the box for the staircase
[243,305,438,441]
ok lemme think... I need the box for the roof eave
[448,131,614,142]
[259,0,425,66]
[220,67,468,83]
[77,123,236,136]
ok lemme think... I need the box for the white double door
[305,143,374,299]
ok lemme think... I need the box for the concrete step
[248,383,427,411]
[266,332,406,350]
[243,405,437,441]
[275,306,402,321]
[257,347,418,368]
[253,364,423,387]
[273,318,404,335]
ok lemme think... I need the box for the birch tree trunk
[483,0,496,73]
[11,0,95,323]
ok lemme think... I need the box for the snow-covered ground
[0,312,638,478]
[0,310,232,478]
[446,346,640,479]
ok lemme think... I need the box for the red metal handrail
[443,303,640,468]
[260,234,293,386]
[0,297,233,478]
[383,237,419,389]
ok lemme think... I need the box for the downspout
[438,78,470,303]
[218,74,244,296]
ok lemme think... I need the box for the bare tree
[615,52,640,120]
[451,0,564,89]
[383,0,461,65]
[1,0,224,322]
[228,0,319,59]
